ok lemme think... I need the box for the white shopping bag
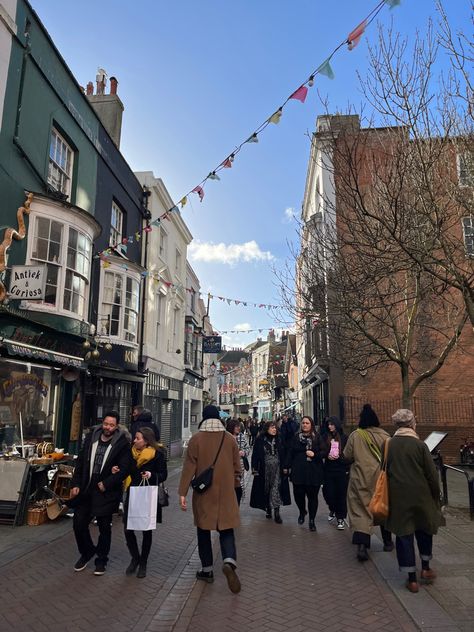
[127,481,158,531]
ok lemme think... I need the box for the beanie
[202,405,221,421]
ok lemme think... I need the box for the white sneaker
[328,512,335,522]
[337,519,345,530]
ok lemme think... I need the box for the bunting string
[96,0,400,262]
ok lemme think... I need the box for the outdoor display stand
[0,459,30,525]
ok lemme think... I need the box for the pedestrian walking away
[119,427,167,579]
[250,420,291,524]
[287,415,328,532]
[178,405,242,594]
[68,411,130,575]
[130,406,161,442]
[385,409,442,594]
[279,414,299,451]
[226,418,250,505]
[343,404,394,562]
[323,416,350,530]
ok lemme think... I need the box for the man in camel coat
[179,405,242,593]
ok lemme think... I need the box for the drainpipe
[138,187,151,378]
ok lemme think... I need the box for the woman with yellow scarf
[123,426,167,578]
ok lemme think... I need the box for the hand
[111,466,120,474]
[306,450,315,458]
[328,454,336,460]
[97,482,105,492]
[252,470,259,476]
[239,450,245,457]
[141,471,151,479]
[70,487,80,498]
[180,495,187,511]
[282,469,288,475]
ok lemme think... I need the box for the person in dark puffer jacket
[130,409,160,442]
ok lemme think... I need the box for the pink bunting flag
[290,85,308,103]
[144,226,152,233]
[122,237,128,245]
[221,158,232,169]
[347,20,367,50]
[192,185,204,202]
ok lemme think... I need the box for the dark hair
[103,410,120,424]
[136,426,158,449]
[263,420,278,434]
[358,404,380,429]
[226,419,241,435]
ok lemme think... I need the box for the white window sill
[20,300,88,322]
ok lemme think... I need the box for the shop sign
[5,342,83,367]
[203,335,222,353]
[3,373,49,397]
[8,265,46,300]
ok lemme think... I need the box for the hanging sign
[8,265,46,300]
[203,335,222,354]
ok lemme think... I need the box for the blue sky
[31,0,470,347]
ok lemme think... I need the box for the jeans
[293,483,320,521]
[396,531,433,572]
[197,527,237,571]
[73,502,112,565]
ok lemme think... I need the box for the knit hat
[202,405,221,421]
[358,404,380,429]
[392,409,415,428]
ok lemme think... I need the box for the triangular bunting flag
[222,158,232,168]
[269,109,283,124]
[316,58,335,79]
[347,20,367,50]
[192,186,204,202]
[385,0,401,7]
[289,85,308,103]
[180,196,187,207]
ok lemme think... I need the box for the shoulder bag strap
[380,438,390,472]
[356,428,382,464]
[211,431,226,468]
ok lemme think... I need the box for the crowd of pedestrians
[68,402,441,597]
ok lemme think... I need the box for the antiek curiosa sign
[8,265,46,300]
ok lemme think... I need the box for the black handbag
[242,455,250,471]
[191,432,226,494]
[157,483,169,507]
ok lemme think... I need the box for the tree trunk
[401,364,412,408]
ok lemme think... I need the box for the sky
[30,0,470,348]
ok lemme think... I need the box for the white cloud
[283,207,296,223]
[234,323,252,332]
[188,240,274,265]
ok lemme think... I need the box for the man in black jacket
[130,407,160,442]
[70,411,130,575]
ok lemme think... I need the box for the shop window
[48,128,73,199]
[101,270,140,343]
[29,217,91,318]
[0,359,60,445]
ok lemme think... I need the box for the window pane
[37,217,50,239]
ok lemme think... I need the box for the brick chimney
[86,68,124,148]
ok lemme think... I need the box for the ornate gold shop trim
[0,192,34,302]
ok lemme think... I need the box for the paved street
[1,464,473,632]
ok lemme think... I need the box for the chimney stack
[86,67,124,148]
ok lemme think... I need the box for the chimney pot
[86,81,94,95]
[110,76,118,95]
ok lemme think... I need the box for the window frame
[27,215,92,319]
[159,228,168,260]
[100,268,141,344]
[110,201,124,247]
[462,216,474,257]
[458,152,474,188]
[48,127,74,200]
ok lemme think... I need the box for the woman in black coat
[121,427,167,579]
[287,416,329,531]
[323,416,350,530]
[250,421,291,523]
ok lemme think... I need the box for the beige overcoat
[178,424,241,530]
[343,426,390,535]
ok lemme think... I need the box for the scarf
[264,435,277,456]
[199,418,225,432]
[298,431,314,450]
[124,446,156,490]
[393,427,419,439]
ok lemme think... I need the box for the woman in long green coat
[385,409,441,594]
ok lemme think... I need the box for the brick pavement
[1,462,473,632]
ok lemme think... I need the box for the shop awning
[3,339,84,368]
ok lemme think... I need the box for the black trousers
[197,527,236,571]
[396,531,433,572]
[352,526,393,548]
[73,501,113,565]
[124,528,153,564]
[323,469,349,519]
[293,483,320,521]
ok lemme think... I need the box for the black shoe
[74,555,92,572]
[298,514,305,525]
[93,562,106,575]
[383,541,394,552]
[274,508,282,524]
[309,520,316,532]
[125,558,139,575]
[265,509,272,520]
[136,564,147,578]
[222,563,241,594]
[357,544,369,562]
[196,570,214,583]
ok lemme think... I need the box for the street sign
[203,335,222,353]
[8,265,46,300]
